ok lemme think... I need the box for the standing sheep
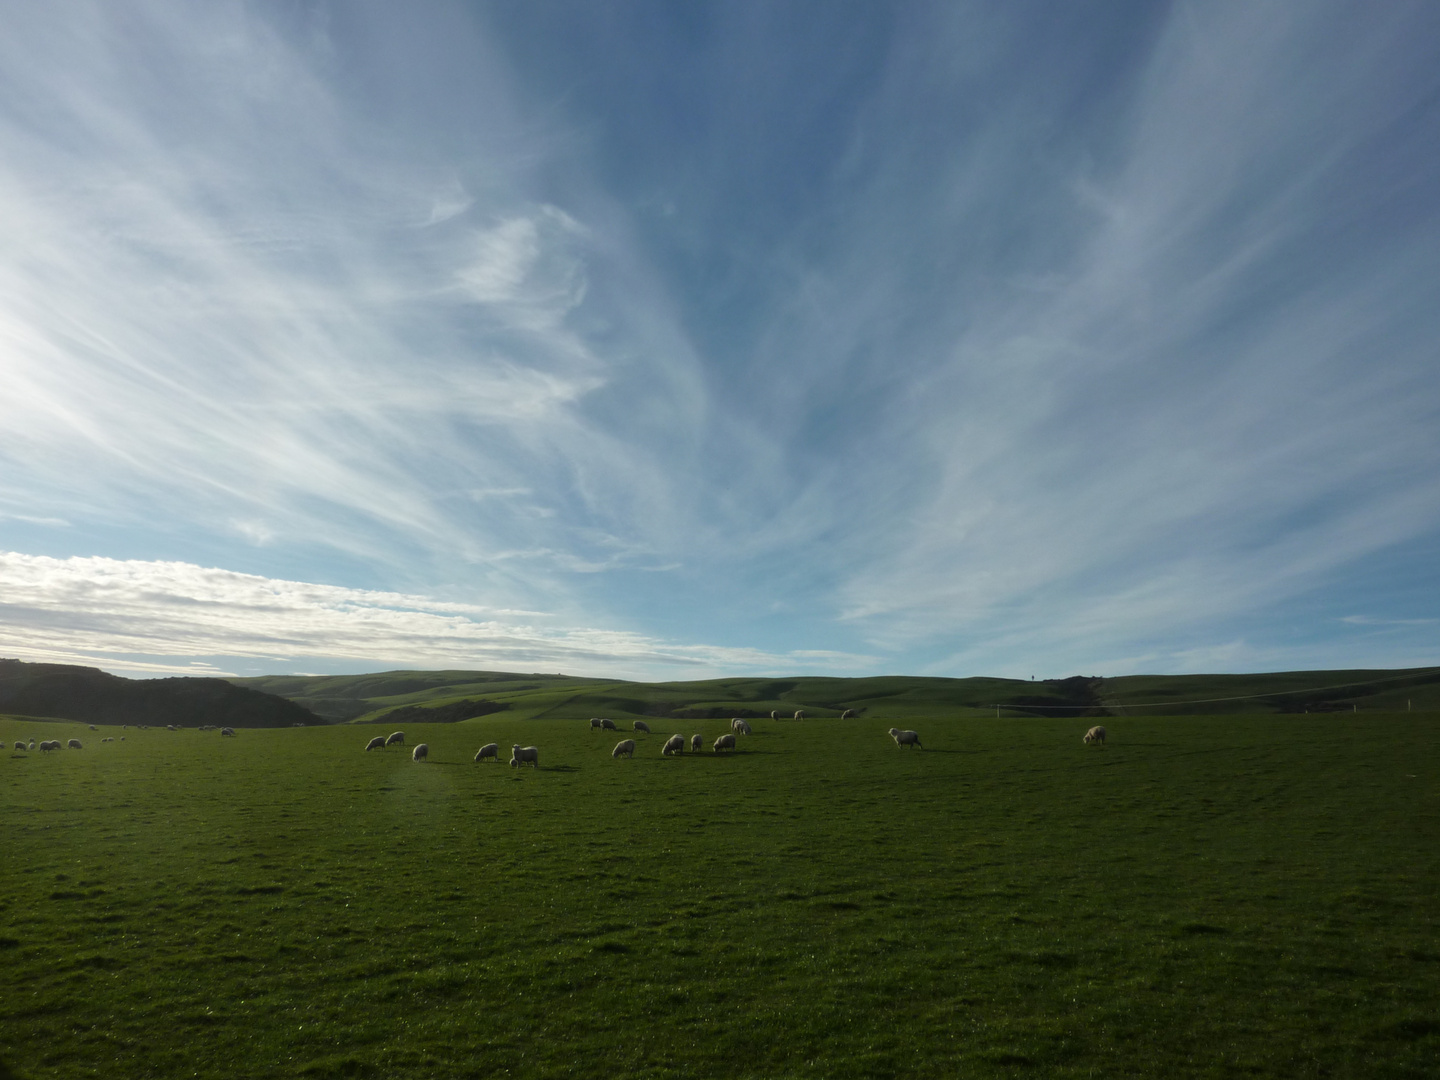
[365,736,386,752]
[841,709,856,719]
[385,731,406,747]
[713,733,736,753]
[475,743,500,762]
[412,743,429,762]
[589,717,603,731]
[731,718,752,735]
[40,741,59,752]
[661,734,685,756]
[220,727,236,737]
[612,739,636,759]
[770,711,778,720]
[793,710,805,721]
[1083,726,1107,745]
[511,745,540,768]
[691,734,703,752]
[67,739,83,750]
[888,728,923,749]
[600,718,617,731]
[633,720,651,733]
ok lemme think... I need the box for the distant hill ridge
[0,660,321,728]
[231,665,1440,724]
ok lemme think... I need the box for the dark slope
[0,659,321,728]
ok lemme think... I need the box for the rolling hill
[230,665,1440,725]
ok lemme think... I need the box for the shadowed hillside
[0,660,321,728]
[232,665,1440,723]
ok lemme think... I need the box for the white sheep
[385,731,406,747]
[600,718,617,731]
[612,739,636,759]
[662,734,685,756]
[589,717,604,730]
[770,710,778,720]
[633,720,651,733]
[475,743,500,762]
[101,737,114,743]
[40,740,59,752]
[888,728,923,749]
[1084,726,1107,745]
[793,710,805,721]
[412,743,429,762]
[89,725,97,731]
[29,739,37,749]
[166,725,176,731]
[691,734,702,752]
[220,727,236,737]
[713,733,736,753]
[511,745,539,768]
[731,718,752,735]
[365,736,386,752]
[841,709,856,719]
[67,738,83,750]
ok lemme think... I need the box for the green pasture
[2,712,1438,1078]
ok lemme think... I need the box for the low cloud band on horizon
[0,551,880,680]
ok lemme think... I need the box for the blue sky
[1,1,1438,681]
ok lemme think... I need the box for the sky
[1,1,1438,682]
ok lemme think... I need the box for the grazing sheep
[888,728,923,749]
[511,745,540,768]
[633,720,651,734]
[612,739,636,759]
[841,709,856,719]
[29,740,37,749]
[220,727,236,737]
[385,731,405,747]
[770,711,778,720]
[1084,726,1107,745]
[67,739,83,750]
[89,725,97,731]
[713,733,736,753]
[166,725,176,731]
[731,718,752,735]
[365,736,386,752]
[691,734,703,752]
[793,710,805,721]
[475,743,499,762]
[600,718,617,731]
[0,741,5,749]
[412,743,429,762]
[40,740,59,752]
[661,734,685,756]
[101,737,114,743]
[589,717,603,730]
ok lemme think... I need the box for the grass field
[2,712,1438,1078]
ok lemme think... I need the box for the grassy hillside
[0,659,320,728]
[3,711,1437,1078]
[234,666,1440,725]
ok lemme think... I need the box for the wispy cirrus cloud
[0,2,1437,682]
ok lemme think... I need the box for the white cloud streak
[0,552,878,680]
